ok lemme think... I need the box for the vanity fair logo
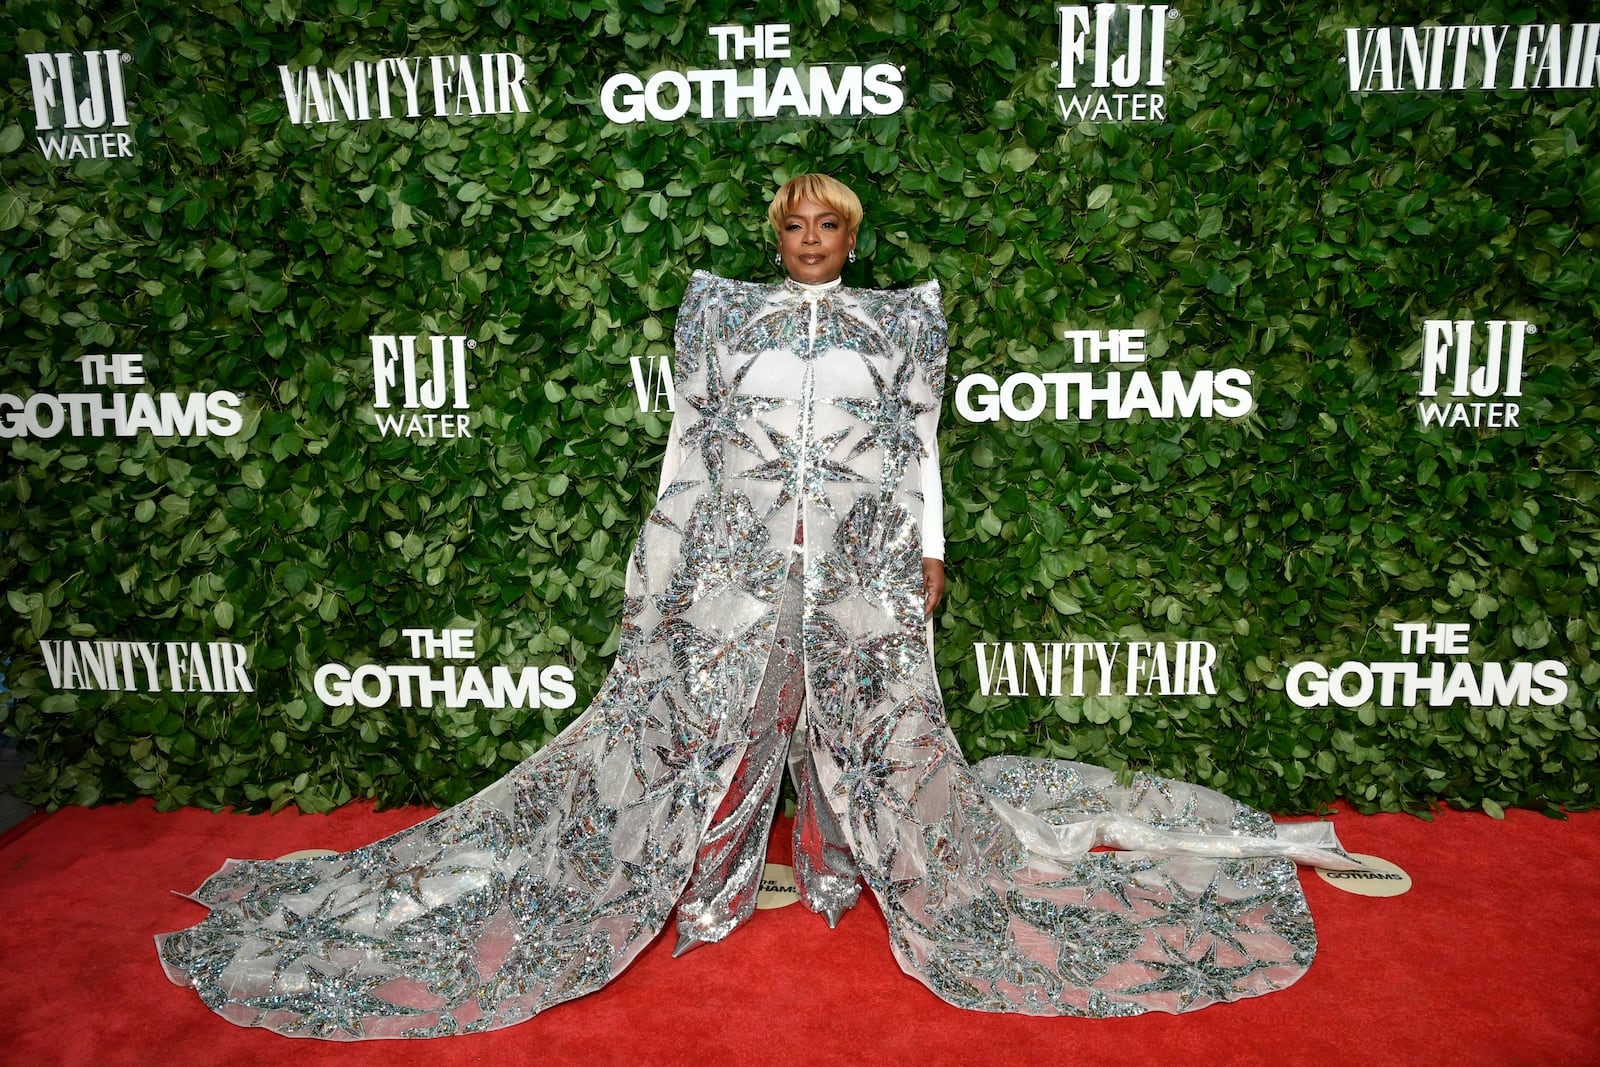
[369,334,476,439]
[974,638,1218,698]
[955,328,1253,422]
[314,629,577,710]
[277,53,533,124]
[1416,319,1531,430]
[1055,5,1176,123]
[0,352,244,439]
[39,638,253,694]
[24,47,136,160]
[1343,23,1600,92]
[630,355,676,413]
[1285,622,1569,709]
[600,23,904,123]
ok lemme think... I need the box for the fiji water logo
[1055,5,1177,123]
[25,48,136,161]
[1416,319,1532,430]
[369,334,476,439]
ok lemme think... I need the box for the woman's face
[777,198,856,285]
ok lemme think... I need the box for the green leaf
[1002,147,1038,172]
[1047,587,1081,615]
[0,192,25,230]
[1,0,1593,823]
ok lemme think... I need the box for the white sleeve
[920,436,945,561]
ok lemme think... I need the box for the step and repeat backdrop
[2,0,1596,816]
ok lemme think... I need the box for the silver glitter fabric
[675,558,861,946]
[155,272,1353,1038]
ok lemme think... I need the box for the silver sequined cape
[155,271,1353,1039]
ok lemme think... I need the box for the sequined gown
[156,271,1352,1038]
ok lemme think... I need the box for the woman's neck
[785,276,842,292]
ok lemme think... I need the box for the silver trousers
[673,559,862,943]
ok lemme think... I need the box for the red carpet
[3,800,1596,1066]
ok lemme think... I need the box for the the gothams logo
[0,352,243,440]
[955,328,1253,422]
[369,334,476,439]
[24,48,135,160]
[1343,23,1600,92]
[600,23,904,124]
[278,53,533,124]
[1285,623,1568,710]
[1415,319,1531,430]
[974,638,1218,698]
[314,629,576,711]
[1323,869,1406,882]
[1055,5,1176,123]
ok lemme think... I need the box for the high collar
[783,276,843,296]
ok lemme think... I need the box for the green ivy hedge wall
[2,0,1595,817]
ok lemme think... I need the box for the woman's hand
[922,557,946,618]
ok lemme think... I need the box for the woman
[157,175,1352,1039]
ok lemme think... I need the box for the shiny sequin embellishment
[157,271,1347,1038]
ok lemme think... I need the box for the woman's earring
[774,253,782,266]
[848,249,857,263]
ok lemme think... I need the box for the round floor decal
[756,863,799,909]
[1316,853,1412,896]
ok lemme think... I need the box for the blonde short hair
[767,174,863,235]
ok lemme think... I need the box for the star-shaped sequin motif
[740,422,864,520]
[832,356,936,497]
[811,495,922,629]
[1039,854,1167,911]
[656,615,771,730]
[679,345,783,479]
[1004,889,1146,984]
[1120,939,1265,1011]
[655,489,787,615]
[642,717,738,831]
[1161,872,1271,957]
[805,608,922,711]
[1124,773,1208,833]
[576,671,674,789]
[556,767,619,888]
[826,722,921,858]
[368,856,437,924]
[983,759,1113,822]
[241,964,425,1039]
